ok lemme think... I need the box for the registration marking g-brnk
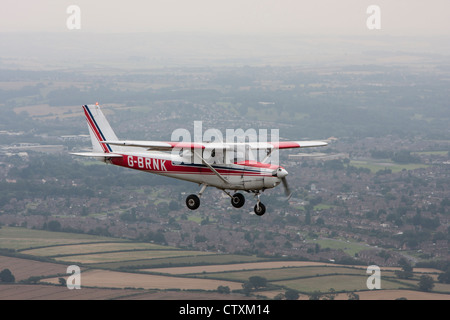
[127,155,167,171]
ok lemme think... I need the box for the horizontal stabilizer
[71,152,123,158]
[101,140,174,151]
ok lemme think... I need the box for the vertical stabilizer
[82,104,118,153]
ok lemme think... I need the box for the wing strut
[193,151,229,184]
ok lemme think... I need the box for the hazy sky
[1,0,449,36]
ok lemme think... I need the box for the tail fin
[82,104,118,153]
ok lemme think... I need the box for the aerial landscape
[0,1,449,305]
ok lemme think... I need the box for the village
[0,130,449,268]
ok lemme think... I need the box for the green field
[94,254,267,270]
[185,265,421,294]
[21,242,175,257]
[272,275,409,293]
[191,266,369,282]
[350,160,429,173]
[308,238,370,256]
[412,151,448,156]
[0,227,113,250]
[53,250,213,264]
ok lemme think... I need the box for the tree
[47,220,61,232]
[217,285,230,294]
[0,269,15,283]
[59,277,67,286]
[274,293,285,300]
[396,258,413,279]
[437,270,450,284]
[242,281,253,296]
[314,243,321,254]
[119,211,136,222]
[285,289,300,300]
[391,150,419,164]
[304,211,311,225]
[315,217,325,226]
[248,276,267,289]
[418,275,434,292]
[195,235,207,243]
[309,290,322,300]
[322,288,336,300]
[347,292,360,300]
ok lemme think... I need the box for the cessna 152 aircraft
[72,104,327,216]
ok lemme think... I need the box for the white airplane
[72,104,327,216]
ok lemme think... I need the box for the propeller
[272,167,292,200]
[281,176,292,200]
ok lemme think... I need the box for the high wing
[268,141,328,149]
[101,140,328,151]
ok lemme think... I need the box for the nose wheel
[254,202,266,216]
[253,193,266,216]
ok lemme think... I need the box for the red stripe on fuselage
[110,155,271,176]
[234,160,282,170]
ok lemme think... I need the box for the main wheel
[186,194,200,210]
[254,203,266,216]
[231,193,245,208]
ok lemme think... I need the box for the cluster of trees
[370,150,420,164]
[138,230,166,245]
[0,84,42,105]
[239,276,301,300]
[417,260,450,285]
[393,258,437,292]
[0,269,15,283]
[242,276,267,295]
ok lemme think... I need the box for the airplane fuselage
[107,152,282,191]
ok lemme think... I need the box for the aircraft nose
[275,167,288,178]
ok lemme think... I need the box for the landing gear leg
[198,183,207,197]
[186,184,207,210]
[253,193,266,216]
[222,190,246,209]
